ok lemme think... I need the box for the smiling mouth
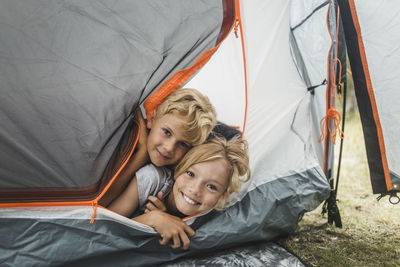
[156,149,170,160]
[181,192,200,206]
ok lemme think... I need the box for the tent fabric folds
[1,0,397,266]
[0,205,310,266]
[0,0,230,202]
[160,242,306,267]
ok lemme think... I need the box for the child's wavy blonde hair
[153,88,216,146]
[174,135,251,210]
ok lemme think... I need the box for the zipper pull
[90,200,98,224]
[234,18,240,38]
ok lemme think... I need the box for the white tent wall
[290,0,333,170]
[181,0,332,259]
[187,0,331,206]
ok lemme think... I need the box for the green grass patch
[279,104,400,266]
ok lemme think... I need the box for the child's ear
[146,115,154,129]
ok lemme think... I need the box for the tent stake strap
[377,191,400,205]
[322,187,343,228]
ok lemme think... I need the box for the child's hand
[145,192,167,213]
[151,210,195,250]
[133,210,195,250]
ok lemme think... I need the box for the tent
[0,0,398,266]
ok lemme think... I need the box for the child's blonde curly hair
[154,88,217,147]
[174,135,251,210]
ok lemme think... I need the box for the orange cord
[233,0,249,139]
[318,108,344,144]
[320,3,344,148]
[332,57,343,104]
[90,200,98,224]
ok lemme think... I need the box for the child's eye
[186,170,194,177]
[162,128,171,136]
[207,184,218,191]
[178,141,190,149]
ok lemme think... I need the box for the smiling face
[146,113,191,167]
[169,159,230,216]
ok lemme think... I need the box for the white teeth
[182,193,198,205]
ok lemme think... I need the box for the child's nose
[163,139,175,154]
[189,180,202,196]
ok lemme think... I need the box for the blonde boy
[100,88,216,206]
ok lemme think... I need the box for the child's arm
[107,175,139,217]
[133,210,195,250]
[99,109,149,207]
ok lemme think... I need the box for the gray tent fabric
[0,204,311,267]
[0,0,225,201]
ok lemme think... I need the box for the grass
[279,107,400,266]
